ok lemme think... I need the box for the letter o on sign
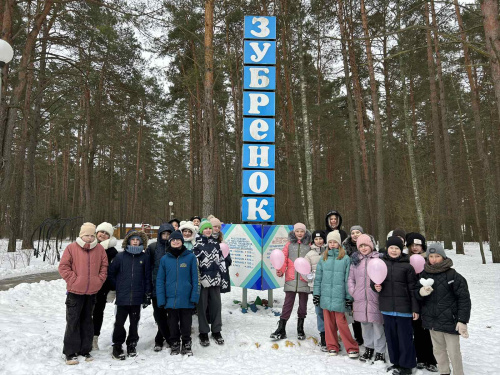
[249,172,269,194]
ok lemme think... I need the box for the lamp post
[168,201,173,220]
[0,39,14,103]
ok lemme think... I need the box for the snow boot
[212,332,225,345]
[153,343,163,352]
[112,345,126,360]
[181,340,193,356]
[394,368,412,375]
[199,333,210,347]
[320,332,327,352]
[425,364,438,372]
[386,364,399,372]
[127,344,137,357]
[359,347,374,362]
[297,318,306,340]
[170,342,181,355]
[81,353,93,362]
[374,352,386,363]
[92,335,99,351]
[65,353,79,365]
[270,319,287,340]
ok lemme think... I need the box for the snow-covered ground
[0,242,498,375]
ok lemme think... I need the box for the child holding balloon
[313,230,359,358]
[406,233,438,372]
[348,234,386,363]
[372,236,419,375]
[270,223,312,341]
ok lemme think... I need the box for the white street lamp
[168,201,173,220]
[0,39,14,103]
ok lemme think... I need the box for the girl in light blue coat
[313,230,359,357]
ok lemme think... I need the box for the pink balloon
[294,257,311,275]
[367,258,388,284]
[220,243,230,258]
[410,254,425,274]
[270,249,285,270]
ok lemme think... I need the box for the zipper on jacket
[130,254,135,305]
[391,261,395,312]
[84,249,90,294]
[365,256,368,319]
[295,243,301,292]
[174,256,179,308]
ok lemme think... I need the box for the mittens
[456,322,469,338]
[419,285,433,297]
[106,290,116,303]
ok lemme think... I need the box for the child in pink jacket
[348,234,386,363]
[270,223,311,341]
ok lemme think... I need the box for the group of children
[58,216,230,365]
[271,211,471,375]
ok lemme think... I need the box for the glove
[419,286,433,297]
[306,273,314,280]
[345,300,353,309]
[456,322,469,338]
[142,293,151,309]
[106,290,116,303]
[313,295,320,307]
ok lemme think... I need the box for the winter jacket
[325,210,347,242]
[343,234,377,257]
[278,230,312,293]
[348,251,383,324]
[108,230,152,305]
[371,253,419,314]
[156,246,200,309]
[304,244,327,291]
[313,248,352,312]
[145,223,174,297]
[59,237,108,295]
[221,253,232,293]
[193,235,226,288]
[98,237,119,293]
[417,259,471,335]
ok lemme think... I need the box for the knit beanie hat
[199,221,213,234]
[169,230,185,245]
[386,236,404,251]
[350,225,364,234]
[79,222,96,237]
[392,228,406,239]
[311,230,326,243]
[406,232,427,251]
[294,223,307,232]
[210,217,222,227]
[356,234,374,250]
[427,243,447,259]
[326,230,342,246]
[96,222,114,237]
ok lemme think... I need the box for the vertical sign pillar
[242,16,277,224]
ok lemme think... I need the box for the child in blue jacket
[156,231,200,356]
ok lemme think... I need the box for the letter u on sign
[244,41,276,65]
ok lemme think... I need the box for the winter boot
[211,332,225,345]
[65,353,79,365]
[394,368,412,375]
[181,340,193,356]
[270,319,287,340]
[386,364,399,372]
[320,332,327,352]
[199,333,210,347]
[374,352,386,363]
[92,335,99,351]
[127,343,137,357]
[112,345,125,360]
[170,342,181,355]
[81,353,93,362]
[425,364,438,372]
[297,318,306,340]
[359,347,374,362]
[153,342,163,352]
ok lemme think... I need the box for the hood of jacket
[288,229,312,245]
[325,210,343,231]
[122,230,149,249]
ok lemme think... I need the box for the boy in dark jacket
[193,221,226,346]
[372,236,419,375]
[145,222,174,351]
[156,231,200,356]
[416,243,471,375]
[108,230,151,360]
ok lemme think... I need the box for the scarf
[126,245,144,255]
[424,257,453,274]
[169,246,185,258]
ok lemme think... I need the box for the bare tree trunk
[360,0,385,245]
[131,105,143,227]
[201,0,216,216]
[430,0,464,253]
[298,17,315,229]
[455,0,500,262]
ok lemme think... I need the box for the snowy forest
[0,0,500,262]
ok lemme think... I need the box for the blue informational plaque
[244,41,276,65]
[242,144,275,169]
[244,66,276,91]
[243,118,275,143]
[242,197,275,222]
[243,91,275,117]
[244,16,276,40]
[242,170,275,195]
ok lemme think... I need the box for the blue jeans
[315,304,324,333]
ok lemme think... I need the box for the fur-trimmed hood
[122,230,149,249]
[288,229,312,245]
